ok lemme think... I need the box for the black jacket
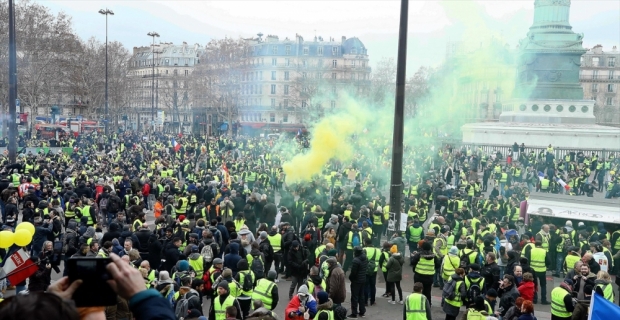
[349,252,369,284]
[163,242,180,272]
[287,247,308,278]
[481,262,501,292]
[134,229,153,252]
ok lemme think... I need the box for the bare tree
[367,57,397,106]
[192,37,248,135]
[405,66,432,117]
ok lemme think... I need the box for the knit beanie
[317,291,329,304]
[390,245,398,254]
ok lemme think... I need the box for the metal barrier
[0,147,73,155]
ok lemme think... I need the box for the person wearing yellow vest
[535,224,551,252]
[251,270,279,310]
[363,239,380,306]
[441,246,461,282]
[463,296,490,320]
[403,282,432,320]
[433,226,450,287]
[314,290,335,320]
[234,259,254,318]
[209,280,243,320]
[406,220,424,254]
[526,240,550,305]
[187,245,205,279]
[550,280,575,320]
[411,241,440,304]
[442,268,467,320]
[79,199,97,226]
[593,271,614,303]
[98,241,112,258]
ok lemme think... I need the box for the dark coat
[386,253,405,282]
[28,250,53,292]
[349,252,368,284]
[327,265,346,304]
[224,242,242,276]
[147,235,163,270]
[162,241,180,272]
[287,246,309,278]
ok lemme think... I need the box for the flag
[171,138,181,152]
[222,163,231,186]
[589,291,620,320]
[2,249,38,284]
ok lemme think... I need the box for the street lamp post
[7,0,18,163]
[99,8,114,135]
[147,31,160,132]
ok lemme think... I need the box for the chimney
[613,46,618,52]
[342,36,346,43]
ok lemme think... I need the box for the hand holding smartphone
[67,257,117,307]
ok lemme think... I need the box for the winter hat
[297,285,310,301]
[159,271,171,281]
[449,246,459,255]
[390,245,398,254]
[578,222,585,227]
[317,291,329,304]
[292,240,300,248]
[486,288,498,298]
[267,270,277,281]
[179,215,186,222]
[422,241,432,251]
[212,258,223,265]
[237,259,249,271]
[327,249,338,257]
[304,234,312,241]
[334,305,348,320]
[217,280,230,292]
[187,309,202,318]
[178,260,190,271]
[191,245,199,253]
[260,231,268,239]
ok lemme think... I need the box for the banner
[589,292,620,320]
[527,199,620,225]
[2,249,38,284]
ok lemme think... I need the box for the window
[302,72,307,79]
[350,60,355,67]
[271,71,276,80]
[283,99,288,107]
[285,45,291,55]
[608,84,614,92]
[272,58,277,66]
[592,84,598,92]
[332,60,337,68]
[184,70,189,76]
[606,97,613,106]
[270,113,275,122]
[331,100,336,108]
[302,100,307,108]
[260,71,263,80]
[351,73,354,80]
[261,58,264,65]
[271,98,276,107]
[284,71,289,80]
[165,59,169,66]
[351,48,357,54]
[285,58,290,66]
[610,71,615,80]
[318,46,323,56]
[271,84,276,94]
[592,57,600,66]
[283,113,288,122]
[259,85,262,94]
[609,57,616,67]
[303,46,309,55]
[284,85,289,95]
[272,46,278,54]
[332,86,336,94]
[173,70,178,76]
[332,73,336,79]
[303,60,307,68]
[185,58,189,65]
[318,59,323,67]
[332,46,339,55]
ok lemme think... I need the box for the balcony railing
[580,75,620,81]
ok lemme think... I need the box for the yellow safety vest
[238,270,254,296]
[408,226,423,243]
[550,287,571,318]
[433,237,448,256]
[82,206,93,225]
[213,295,236,320]
[596,283,614,302]
[538,231,550,251]
[444,280,464,307]
[414,257,435,275]
[405,293,428,320]
[251,278,276,309]
[176,197,188,214]
[441,255,461,280]
[466,310,487,320]
[364,247,380,273]
[530,247,547,272]
[267,234,282,252]
[188,256,204,279]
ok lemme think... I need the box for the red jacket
[518,280,535,302]
[142,183,151,197]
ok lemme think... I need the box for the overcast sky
[39,0,620,73]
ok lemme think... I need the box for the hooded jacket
[386,252,405,282]
[224,242,242,276]
[100,222,121,245]
[323,215,339,233]
[285,291,318,320]
[315,298,334,320]
[349,250,368,284]
[517,280,535,302]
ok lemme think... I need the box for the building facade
[580,45,620,125]
[238,34,371,134]
[127,42,204,132]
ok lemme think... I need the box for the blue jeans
[433,268,444,286]
[556,253,565,275]
[499,182,506,196]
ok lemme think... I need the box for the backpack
[361,230,371,244]
[442,279,457,300]
[200,244,214,263]
[351,231,361,248]
[241,271,254,292]
[460,250,475,268]
[303,229,317,246]
[562,235,573,253]
[99,197,108,211]
[174,290,199,320]
[107,197,119,212]
[366,249,377,274]
[202,268,217,296]
[250,255,265,279]
[174,271,190,287]
[466,276,483,304]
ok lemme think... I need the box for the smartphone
[67,257,117,307]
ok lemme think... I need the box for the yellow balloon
[13,229,32,247]
[0,230,14,249]
[16,222,35,236]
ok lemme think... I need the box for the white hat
[578,222,585,227]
